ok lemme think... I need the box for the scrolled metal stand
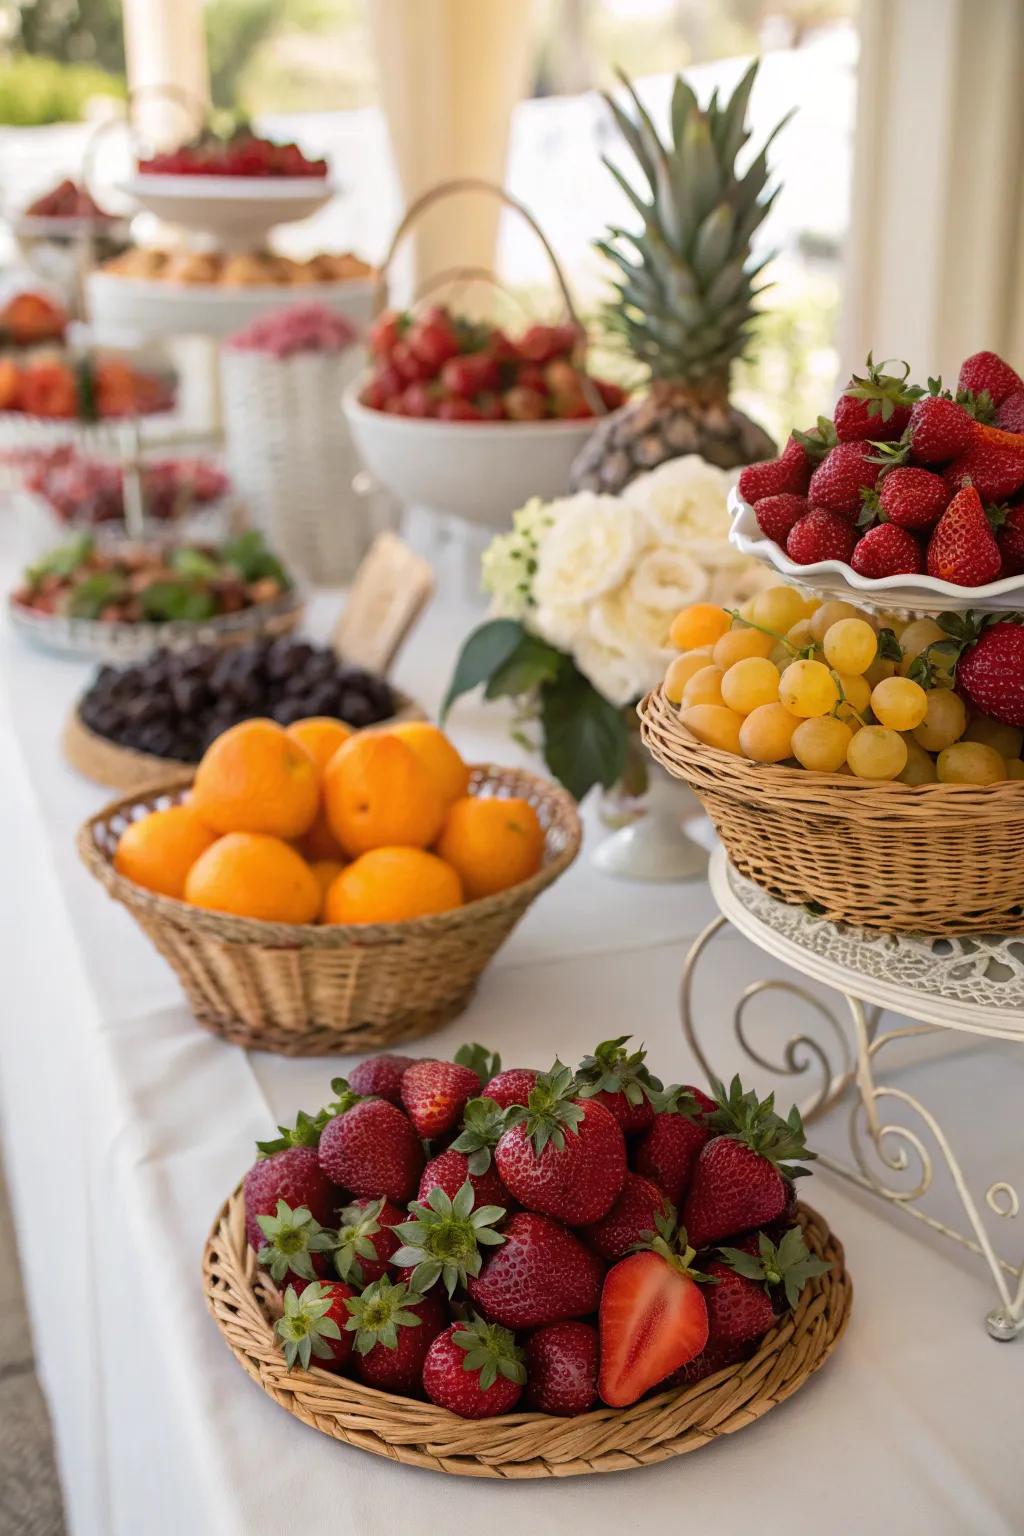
[682,853,1024,1342]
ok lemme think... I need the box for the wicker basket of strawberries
[204,1041,849,1476]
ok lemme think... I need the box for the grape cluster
[79,637,395,763]
[665,589,1024,784]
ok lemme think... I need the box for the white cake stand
[682,846,1024,1341]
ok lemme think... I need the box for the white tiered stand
[683,846,1024,1341]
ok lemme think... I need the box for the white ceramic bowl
[88,272,374,341]
[728,486,1024,617]
[118,176,334,245]
[343,386,599,529]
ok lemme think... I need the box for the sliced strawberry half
[598,1214,709,1407]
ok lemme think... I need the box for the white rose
[529,599,590,653]
[625,454,735,550]
[588,578,678,702]
[574,634,652,708]
[533,492,643,608]
[629,548,709,610]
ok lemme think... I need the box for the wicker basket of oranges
[78,718,581,1054]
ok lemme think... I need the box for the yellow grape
[681,704,744,755]
[1006,758,1024,780]
[712,626,775,669]
[865,656,897,687]
[778,659,839,719]
[877,613,908,639]
[664,649,713,704]
[913,689,967,752]
[751,585,808,633]
[898,738,938,784]
[898,618,945,675]
[721,656,780,714]
[822,618,878,676]
[834,671,871,715]
[786,617,815,648]
[739,702,799,763]
[936,742,1007,784]
[791,716,852,772]
[670,603,731,650]
[870,676,928,731]
[682,665,725,708]
[846,725,908,780]
[963,716,1024,759]
[809,599,866,644]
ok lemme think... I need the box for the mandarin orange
[323,732,444,857]
[436,795,544,900]
[322,847,463,925]
[285,716,354,770]
[113,805,217,899]
[184,833,320,924]
[310,858,347,918]
[384,721,470,808]
[191,719,319,839]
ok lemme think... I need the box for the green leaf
[441,620,525,723]
[484,632,565,701]
[169,546,219,581]
[220,529,288,585]
[140,581,218,623]
[539,666,629,800]
[66,571,128,618]
[26,533,94,585]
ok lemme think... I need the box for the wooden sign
[332,532,435,677]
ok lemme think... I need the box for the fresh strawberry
[467,1211,604,1328]
[494,1061,626,1225]
[682,1077,814,1249]
[401,1057,482,1139]
[632,1085,715,1205]
[276,1279,356,1373]
[574,1035,662,1135]
[662,1336,752,1390]
[753,493,808,544]
[422,1319,526,1418]
[524,1320,599,1415]
[243,1134,339,1253]
[807,441,878,516]
[517,322,579,363]
[317,1080,423,1203]
[958,350,1023,407]
[331,1196,403,1286]
[874,466,948,529]
[418,1146,509,1209]
[906,394,974,464]
[347,1053,414,1105]
[850,523,923,578]
[584,1172,672,1260]
[345,1275,447,1395]
[482,1067,537,1108]
[598,1215,709,1406]
[368,309,407,360]
[706,1227,832,1348]
[786,508,858,565]
[406,306,461,371]
[832,354,918,442]
[926,484,1002,586]
[440,352,500,398]
[391,1179,507,1297]
[943,434,1024,502]
[956,620,1024,727]
[737,435,812,502]
[998,504,1024,573]
[255,1200,336,1291]
[996,391,1024,434]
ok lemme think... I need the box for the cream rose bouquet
[443,455,767,798]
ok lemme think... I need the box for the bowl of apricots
[78,716,581,1053]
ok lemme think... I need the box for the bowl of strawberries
[204,1041,849,1476]
[730,349,1024,614]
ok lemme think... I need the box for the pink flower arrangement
[226,302,358,359]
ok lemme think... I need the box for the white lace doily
[709,848,1024,1039]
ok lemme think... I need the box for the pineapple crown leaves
[597,60,792,386]
[275,1280,343,1371]
[452,1315,527,1391]
[841,352,924,420]
[575,1035,663,1107]
[631,1210,709,1282]
[390,1181,506,1298]
[449,1096,510,1175]
[791,417,837,463]
[718,1227,832,1311]
[257,1200,337,1286]
[256,1107,333,1157]
[707,1075,816,1179]
[502,1060,585,1156]
[331,1196,388,1285]
[343,1273,425,1356]
[454,1042,502,1088]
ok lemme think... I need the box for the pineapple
[572,62,785,493]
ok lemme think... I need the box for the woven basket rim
[202,1186,850,1477]
[640,686,1024,805]
[78,762,582,946]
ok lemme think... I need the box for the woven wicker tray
[203,1188,850,1478]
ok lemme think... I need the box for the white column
[368,0,536,289]
[841,0,1024,382]
[121,0,209,145]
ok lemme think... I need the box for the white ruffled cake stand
[682,846,1024,1341]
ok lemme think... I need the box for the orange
[296,804,348,862]
[323,732,444,857]
[285,716,354,771]
[384,721,470,808]
[670,604,731,650]
[184,834,320,924]
[310,858,346,918]
[436,795,544,900]
[113,805,217,899]
[191,719,319,839]
[323,848,463,925]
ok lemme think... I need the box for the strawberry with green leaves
[574,1035,663,1135]
[244,1106,341,1253]
[833,353,920,443]
[467,1211,604,1328]
[256,1200,336,1291]
[422,1319,526,1418]
[584,1172,672,1261]
[705,1227,832,1348]
[346,1053,415,1105]
[390,1180,507,1297]
[958,350,1024,407]
[598,1214,709,1406]
[683,1077,814,1249]
[481,1067,537,1109]
[400,1043,501,1139]
[331,1196,403,1286]
[495,1060,626,1225]
[276,1280,356,1373]
[419,1095,511,1207]
[343,1275,447,1394]
[317,1078,423,1203]
[632,1084,714,1205]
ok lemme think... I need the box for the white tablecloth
[0,553,1021,1536]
